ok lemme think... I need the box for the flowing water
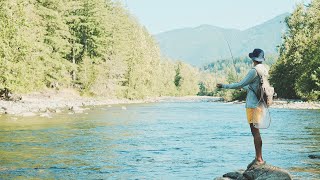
[0,102,319,179]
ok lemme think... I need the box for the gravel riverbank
[0,89,318,117]
[271,99,320,110]
[0,90,222,117]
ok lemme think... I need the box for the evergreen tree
[270,0,320,100]
[0,0,201,99]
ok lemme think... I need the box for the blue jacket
[222,64,268,108]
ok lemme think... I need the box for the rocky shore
[0,89,151,117]
[0,89,222,117]
[271,99,320,110]
[226,99,320,110]
[0,89,318,117]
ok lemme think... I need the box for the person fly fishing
[216,48,268,168]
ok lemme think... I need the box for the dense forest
[270,0,320,100]
[0,0,319,101]
[0,0,199,99]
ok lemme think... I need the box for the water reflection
[289,111,320,177]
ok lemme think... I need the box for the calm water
[0,102,319,179]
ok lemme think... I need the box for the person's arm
[221,69,257,89]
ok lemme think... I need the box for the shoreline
[0,90,319,117]
[270,99,320,110]
[229,99,320,110]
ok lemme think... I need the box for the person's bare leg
[250,123,264,162]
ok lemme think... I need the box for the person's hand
[216,83,223,88]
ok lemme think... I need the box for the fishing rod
[224,38,239,80]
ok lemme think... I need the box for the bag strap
[253,66,262,76]
[249,85,259,100]
[249,68,262,100]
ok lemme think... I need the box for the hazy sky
[124,0,311,34]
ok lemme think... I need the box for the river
[0,102,319,179]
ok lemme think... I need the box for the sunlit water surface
[0,102,319,179]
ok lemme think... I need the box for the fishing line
[221,34,239,81]
[225,38,238,80]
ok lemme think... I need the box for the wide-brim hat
[249,48,265,62]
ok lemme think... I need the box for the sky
[123,0,311,34]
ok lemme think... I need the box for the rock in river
[215,163,292,180]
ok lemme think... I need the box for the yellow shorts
[246,107,262,124]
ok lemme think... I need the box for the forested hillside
[0,0,199,99]
[156,13,288,66]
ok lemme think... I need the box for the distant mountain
[155,13,289,66]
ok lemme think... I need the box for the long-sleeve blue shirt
[222,64,267,108]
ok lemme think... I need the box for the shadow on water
[0,103,319,179]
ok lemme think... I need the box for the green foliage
[77,55,97,95]
[0,0,200,99]
[0,0,45,92]
[197,73,215,96]
[174,63,182,88]
[231,89,247,101]
[270,0,320,100]
[157,60,177,96]
[176,62,199,96]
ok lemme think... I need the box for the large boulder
[243,164,292,180]
[215,164,292,180]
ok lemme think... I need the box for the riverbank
[271,99,320,110]
[0,89,222,117]
[0,90,318,117]
[0,89,152,116]
[229,99,320,110]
